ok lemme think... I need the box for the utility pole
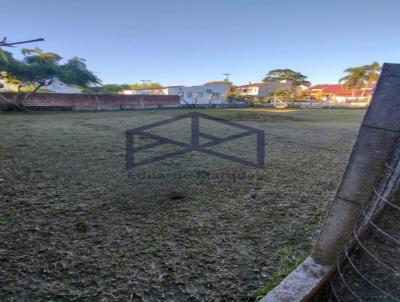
[223,73,231,83]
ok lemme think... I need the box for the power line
[0,37,44,47]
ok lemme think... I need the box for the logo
[125,112,265,172]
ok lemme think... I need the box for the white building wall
[0,79,18,92]
[238,80,293,98]
[120,84,230,105]
[46,78,82,93]
[0,78,81,93]
[175,84,229,105]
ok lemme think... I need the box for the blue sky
[1,0,399,86]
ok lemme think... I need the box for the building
[302,84,374,102]
[175,84,230,106]
[45,78,82,94]
[121,84,230,106]
[121,87,166,95]
[237,80,293,98]
[0,79,19,92]
[0,77,82,94]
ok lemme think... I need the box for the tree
[95,84,130,94]
[128,82,162,90]
[339,62,381,100]
[339,66,366,97]
[263,69,310,104]
[0,47,100,109]
[361,62,381,98]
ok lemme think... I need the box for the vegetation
[0,47,99,109]
[85,82,163,94]
[92,84,130,94]
[339,62,381,97]
[263,69,311,102]
[128,82,162,89]
[255,247,307,300]
[0,108,364,301]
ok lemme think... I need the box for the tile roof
[303,84,374,96]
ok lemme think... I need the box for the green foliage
[363,62,381,83]
[0,37,11,62]
[255,247,307,300]
[339,62,381,93]
[235,95,251,103]
[96,84,130,94]
[0,101,13,111]
[263,69,311,91]
[273,89,292,99]
[264,89,306,102]
[339,66,366,92]
[0,47,100,93]
[128,82,162,89]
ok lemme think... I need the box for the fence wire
[326,158,400,301]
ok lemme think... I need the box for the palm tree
[361,62,381,100]
[339,62,381,101]
[339,66,366,97]
[263,69,310,105]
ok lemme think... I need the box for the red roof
[303,84,374,97]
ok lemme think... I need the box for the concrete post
[312,63,400,264]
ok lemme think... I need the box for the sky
[1,0,400,86]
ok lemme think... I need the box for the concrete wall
[0,92,179,110]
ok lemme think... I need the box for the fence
[292,101,368,109]
[0,92,179,111]
[325,139,400,301]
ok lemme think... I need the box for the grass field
[0,108,365,301]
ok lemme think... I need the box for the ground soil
[0,108,364,301]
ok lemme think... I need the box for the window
[197,92,204,98]
[186,92,192,98]
[214,93,220,98]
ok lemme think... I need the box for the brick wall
[0,92,179,110]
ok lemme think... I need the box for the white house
[171,84,230,106]
[237,80,292,98]
[45,78,82,93]
[0,78,18,92]
[121,84,230,106]
[121,87,166,95]
[0,77,82,93]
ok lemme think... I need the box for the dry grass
[0,108,364,301]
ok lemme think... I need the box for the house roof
[303,84,374,97]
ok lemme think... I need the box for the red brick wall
[0,92,179,108]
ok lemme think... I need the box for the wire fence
[325,146,400,301]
